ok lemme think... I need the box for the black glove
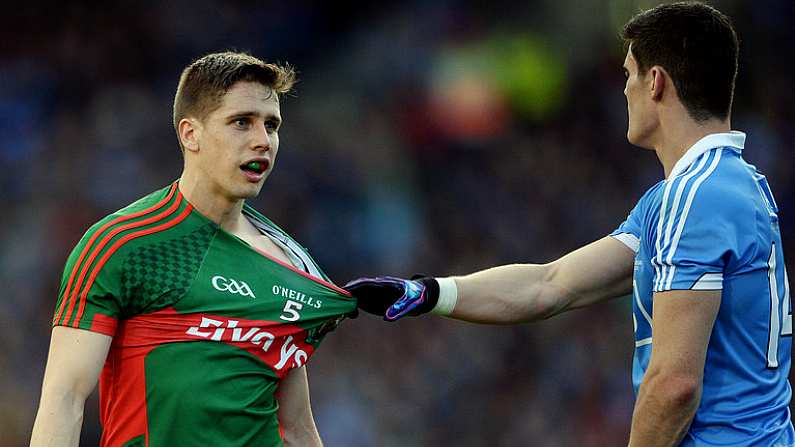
[344,276,439,321]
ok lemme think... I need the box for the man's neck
[178,171,245,232]
[654,117,731,178]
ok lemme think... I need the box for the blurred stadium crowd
[1,1,793,445]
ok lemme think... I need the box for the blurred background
[1,0,793,445]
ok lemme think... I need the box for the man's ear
[178,118,201,152]
[649,66,667,101]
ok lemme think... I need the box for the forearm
[30,389,85,447]
[628,375,700,447]
[346,237,632,322]
[449,263,566,324]
[446,238,633,324]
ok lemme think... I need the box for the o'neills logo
[186,317,308,370]
[272,285,322,308]
[212,275,256,298]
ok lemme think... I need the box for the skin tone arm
[276,366,323,447]
[628,290,720,446]
[30,326,112,447]
[450,236,636,324]
[448,235,718,444]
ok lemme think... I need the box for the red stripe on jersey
[249,246,352,297]
[71,203,193,328]
[90,313,119,336]
[61,190,184,327]
[55,183,178,325]
[117,307,316,378]
[99,344,152,447]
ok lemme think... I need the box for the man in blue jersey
[345,2,794,446]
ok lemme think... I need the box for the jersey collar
[670,131,745,177]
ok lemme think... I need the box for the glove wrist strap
[431,277,458,316]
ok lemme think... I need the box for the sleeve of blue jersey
[649,174,747,293]
[610,200,644,254]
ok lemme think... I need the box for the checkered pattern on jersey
[121,224,216,316]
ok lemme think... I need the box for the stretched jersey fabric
[52,182,357,447]
[611,132,794,446]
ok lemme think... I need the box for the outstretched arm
[450,236,635,323]
[347,236,635,323]
[31,326,112,447]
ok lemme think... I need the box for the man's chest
[115,233,353,372]
[172,233,331,324]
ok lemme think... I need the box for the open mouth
[240,160,269,175]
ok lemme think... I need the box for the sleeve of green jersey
[52,225,126,336]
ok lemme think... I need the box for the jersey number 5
[767,242,792,368]
[280,300,303,322]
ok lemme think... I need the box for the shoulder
[82,183,179,237]
[636,180,667,207]
[624,180,666,231]
[660,148,752,216]
[651,149,757,251]
[67,183,207,271]
[682,149,753,216]
[114,182,180,216]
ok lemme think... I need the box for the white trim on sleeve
[692,273,724,290]
[611,233,640,253]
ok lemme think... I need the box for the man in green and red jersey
[30,52,357,447]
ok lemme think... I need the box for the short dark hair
[172,51,296,141]
[621,2,739,122]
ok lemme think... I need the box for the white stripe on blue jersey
[660,149,724,291]
[653,150,714,291]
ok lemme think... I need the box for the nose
[253,124,272,152]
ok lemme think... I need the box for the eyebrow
[226,111,281,122]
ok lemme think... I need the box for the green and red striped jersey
[52,182,357,446]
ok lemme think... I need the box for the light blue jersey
[611,132,794,446]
